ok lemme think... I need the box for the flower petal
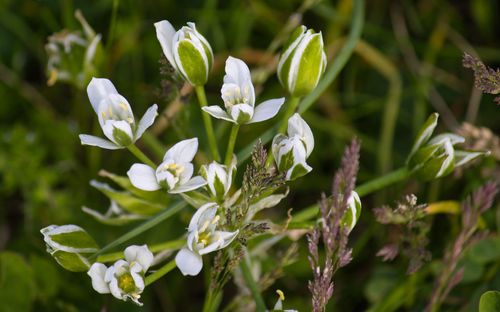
[164,138,198,163]
[88,263,110,294]
[154,20,177,70]
[79,134,121,150]
[188,203,218,232]
[170,175,207,194]
[288,113,314,157]
[87,78,118,114]
[202,106,236,123]
[127,164,161,191]
[249,98,285,123]
[175,248,203,276]
[124,245,154,272]
[134,104,158,141]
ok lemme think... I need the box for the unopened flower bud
[277,25,327,97]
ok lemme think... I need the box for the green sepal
[112,126,133,146]
[177,40,207,86]
[277,148,295,172]
[407,144,440,170]
[179,190,212,208]
[49,230,99,251]
[213,174,226,202]
[288,162,310,181]
[50,250,91,272]
[408,113,439,160]
[292,33,324,96]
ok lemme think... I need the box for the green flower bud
[155,21,213,86]
[277,25,327,97]
[341,191,362,233]
[40,224,99,272]
[407,113,489,181]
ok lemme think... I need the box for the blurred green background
[0,0,499,311]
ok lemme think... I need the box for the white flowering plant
[35,3,494,312]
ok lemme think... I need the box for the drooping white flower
[127,138,207,194]
[175,203,238,276]
[155,20,213,86]
[272,113,314,180]
[277,25,327,97]
[79,78,158,150]
[200,160,236,202]
[202,56,285,124]
[87,245,153,306]
[41,224,99,272]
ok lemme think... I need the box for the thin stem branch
[356,167,409,197]
[145,259,177,286]
[127,144,156,168]
[239,256,266,312]
[278,96,301,134]
[88,201,187,260]
[195,85,221,162]
[96,238,185,263]
[225,123,240,166]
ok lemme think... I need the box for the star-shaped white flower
[87,245,154,306]
[127,138,207,194]
[202,56,285,124]
[79,78,158,149]
[175,203,238,276]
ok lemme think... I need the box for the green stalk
[127,144,156,168]
[239,257,266,312]
[355,167,409,197]
[145,259,177,286]
[236,0,365,164]
[225,123,240,166]
[278,96,300,134]
[96,238,185,263]
[195,85,221,162]
[89,201,187,260]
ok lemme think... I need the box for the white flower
[277,25,327,96]
[127,138,207,193]
[175,203,238,276]
[272,113,314,180]
[87,245,153,306]
[200,160,236,202]
[202,56,285,124]
[155,20,213,86]
[79,78,158,149]
[342,190,362,233]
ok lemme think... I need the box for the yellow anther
[131,293,140,299]
[108,107,113,117]
[200,220,210,233]
[244,86,249,94]
[235,88,240,95]
[211,215,220,224]
[194,231,199,240]
[130,261,137,267]
[225,92,232,97]
[214,234,221,242]
[225,101,233,107]
[119,103,129,110]
[127,118,134,123]
[47,69,58,86]
[276,289,285,301]
[243,98,248,103]
[176,166,185,174]
[170,164,178,169]
[101,111,107,119]
[163,164,170,170]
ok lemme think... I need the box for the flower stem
[225,123,240,166]
[278,96,301,134]
[126,144,156,168]
[239,256,266,312]
[195,85,221,162]
[356,166,409,197]
[145,259,176,286]
[88,201,187,260]
[96,238,185,263]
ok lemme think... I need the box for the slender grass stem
[145,259,177,286]
[105,0,119,53]
[195,85,221,162]
[355,167,409,197]
[225,123,240,166]
[239,256,266,312]
[127,144,156,168]
[88,201,187,260]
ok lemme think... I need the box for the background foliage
[0,0,499,311]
